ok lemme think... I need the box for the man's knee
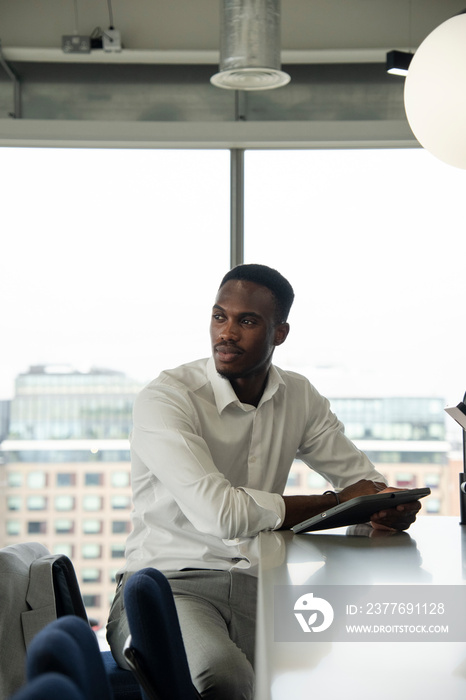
[194,649,254,700]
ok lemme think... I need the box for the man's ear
[274,323,290,346]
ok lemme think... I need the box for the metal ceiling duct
[210,0,290,90]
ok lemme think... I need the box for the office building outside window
[0,365,138,626]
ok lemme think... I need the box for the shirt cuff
[239,486,285,530]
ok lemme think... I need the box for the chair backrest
[46,554,141,699]
[26,616,113,700]
[123,568,201,700]
[50,556,88,620]
[8,673,87,700]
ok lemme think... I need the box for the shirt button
[250,456,256,463]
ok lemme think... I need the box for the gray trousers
[106,569,257,700]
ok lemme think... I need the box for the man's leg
[107,569,256,700]
[106,572,133,669]
[166,570,256,700]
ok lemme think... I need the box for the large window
[0,148,230,398]
[6,146,464,412]
[1,144,466,525]
[244,148,466,413]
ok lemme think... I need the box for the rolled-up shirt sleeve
[130,384,284,540]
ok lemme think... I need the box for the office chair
[8,673,86,700]
[0,543,142,700]
[123,568,202,700]
[26,616,113,700]
[44,559,142,700]
[47,554,142,699]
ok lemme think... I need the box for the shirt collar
[206,357,285,414]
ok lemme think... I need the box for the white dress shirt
[122,358,385,574]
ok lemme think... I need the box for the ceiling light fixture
[386,50,414,76]
[386,1,414,77]
[210,0,290,91]
[404,11,466,169]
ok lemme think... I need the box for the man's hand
[369,487,422,531]
[282,479,386,529]
[339,481,421,531]
[281,480,422,531]
[338,479,386,503]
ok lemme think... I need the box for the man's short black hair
[219,264,295,323]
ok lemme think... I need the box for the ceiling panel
[0,0,465,52]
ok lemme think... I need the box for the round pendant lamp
[404,12,466,169]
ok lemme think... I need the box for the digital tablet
[291,488,431,534]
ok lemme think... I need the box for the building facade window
[52,544,74,558]
[6,520,20,536]
[81,568,101,583]
[112,520,130,534]
[425,498,441,514]
[27,495,47,510]
[111,471,130,488]
[82,543,102,559]
[111,544,125,559]
[82,519,103,534]
[56,473,76,487]
[395,473,417,488]
[425,474,440,488]
[7,472,22,487]
[82,594,101,608]
[83,495,103,511]
[27,472,47,488]
[55,495,75,511]
[27,521,47,534]
[85,473,103,486]
[7,496,22,511]
[111,496,131,510]
[54,518,74,534]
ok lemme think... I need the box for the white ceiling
[1,0,465,53]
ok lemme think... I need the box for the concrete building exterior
[0,365,141,627]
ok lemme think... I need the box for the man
[107,264,421,699]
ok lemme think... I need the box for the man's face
[210,279,288,380]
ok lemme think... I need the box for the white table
[255,517,466,700]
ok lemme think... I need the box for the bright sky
[0,148,230,396]
[1,146,465,418]
[244,148,466,406]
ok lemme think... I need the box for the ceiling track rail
[0,47,400,66]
